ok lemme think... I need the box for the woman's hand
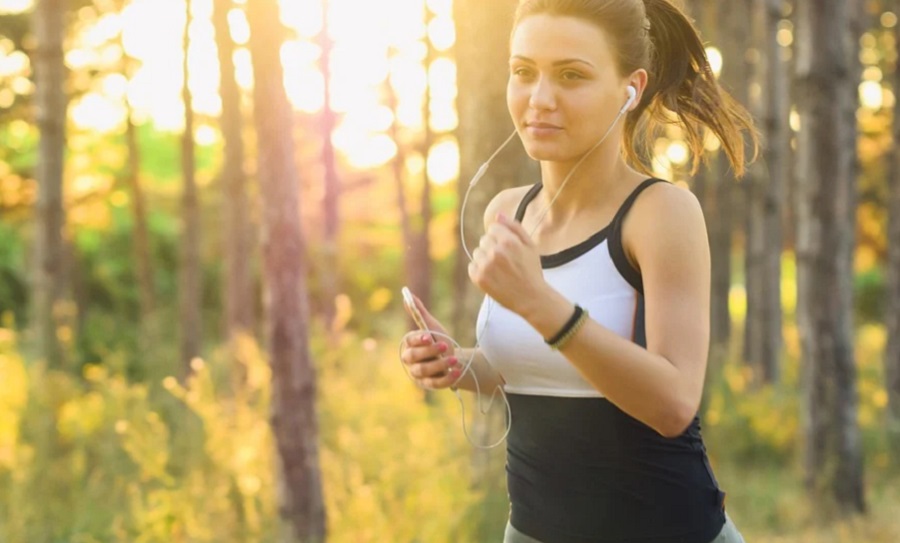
[399,293,462,390]
[468,212,548,317]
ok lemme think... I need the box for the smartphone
[401,286,431,333]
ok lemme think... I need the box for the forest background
[1,0,899,541]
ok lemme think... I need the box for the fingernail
[437,343,448,353]
[451,368,462,377]
[447,357,458,367]
[421,334,430,343]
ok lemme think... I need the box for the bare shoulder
[482,185,534,232]
[623,180,708,270]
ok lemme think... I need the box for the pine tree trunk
[213,0,254,354]
[452,0,537,345]
[794,0,865,515]
[452,0,537,491]
[318,14,340,331]
[180,0,203,375]
[246,0,326,540]
[32,0,67,368]
[414,5,436,312]
[707,0,750,353]
[888,2,900,457]
[125,106,156,323]
[744,0,787,384]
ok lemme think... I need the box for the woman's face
[508,14,631,163]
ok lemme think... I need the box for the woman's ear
[626,69,649,110]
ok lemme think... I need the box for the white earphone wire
[412,87,636,449]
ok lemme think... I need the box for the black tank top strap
[514,182,543,222]
[609,178,667,295]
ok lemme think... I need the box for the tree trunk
[794,0,865,515]
[706,0,750,353]
[318,11,340,331]
[213,0,254,356]
[453,0,537,491]
[744,0,787,384]
[246,0,326,540]
[180,0,203,375]
[32,0,67,369]
[125,102,156,328]
[888,1,900,457]
[414,4,435,312]
[452,0,536,344]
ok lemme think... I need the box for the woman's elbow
[655,399,698,439]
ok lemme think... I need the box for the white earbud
[620,85,637,114]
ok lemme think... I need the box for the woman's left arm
[470,184,710,438]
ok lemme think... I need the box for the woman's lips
[525,122,563,137]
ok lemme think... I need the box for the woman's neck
[535,146,639,224]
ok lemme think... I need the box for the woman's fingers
[407,356,459,380]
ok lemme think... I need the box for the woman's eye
[512,68,533,78]
[561,71,583,81]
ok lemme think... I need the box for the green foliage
[854,267,886,324]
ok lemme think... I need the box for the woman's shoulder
[623,179,707,269]
[482,184,536,231]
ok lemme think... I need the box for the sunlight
[20,0,459,168]
[426,139,459,185]
[70,93,127,133]
[705,47,722,78]
[0,0,31,14]
[860,81,883,110]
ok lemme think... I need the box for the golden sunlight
[11,0,460,177]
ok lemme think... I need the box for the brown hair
[512,0,758,176]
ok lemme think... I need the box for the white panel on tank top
[476,238,638,398]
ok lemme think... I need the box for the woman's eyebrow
[510,55,595,68]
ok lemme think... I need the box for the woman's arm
[473,183,710,437]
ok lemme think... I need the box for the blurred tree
[246,0,326,540]
[388,3,436,322]
[317,2,340,330]
[684,0,734,368]
[452,0,535,498]
[707,0,751,354]
[116,26,156,353]
[212,0,255,359]
[452,0,536,342]
[180,0,203,376]
[31,0,68,368]
[744,0,788,384]
[888,0,900,455]
[794,0,865,514]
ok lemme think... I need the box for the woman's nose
[528,77,557,111]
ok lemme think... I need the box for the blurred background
[0,0,899,541]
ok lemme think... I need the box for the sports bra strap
[609,178,667,294]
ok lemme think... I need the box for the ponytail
[627,0,758,176]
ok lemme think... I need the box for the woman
[400,0,756,541]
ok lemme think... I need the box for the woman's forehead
[510,14,616,67]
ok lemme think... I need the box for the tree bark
[31,0,67,369]
[452,0,537,344]
[246,0,326,540]
[213,0,255,354]
[706,0,750,353]
[744,0,787,384]
[125,102,156,322]
[888,0,900,457]
[318,10,340,331]
[414,4,435,312]
[180,0,203,375]
[452,0,537,490]
[794,0,865,515]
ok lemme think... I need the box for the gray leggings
[503,513,745,543]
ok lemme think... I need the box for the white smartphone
[401,286,431,333]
